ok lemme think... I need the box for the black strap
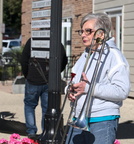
[31,58,48,83]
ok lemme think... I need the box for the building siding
[93,0,134,97]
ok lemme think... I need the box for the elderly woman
[65,13,130,144]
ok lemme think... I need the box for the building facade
[21,0,32,45]
[93,0,134,97]
[21,0,134,97]
[21,0,92,55]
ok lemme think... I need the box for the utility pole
[0,0,3,53]
[38,0,63,143]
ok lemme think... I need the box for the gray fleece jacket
[71,37,130,118]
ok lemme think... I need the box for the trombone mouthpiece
[96,37,103,44]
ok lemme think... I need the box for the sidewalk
[0,80,134,143]
[0,80,42,140]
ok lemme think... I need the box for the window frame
[104,7,122,50]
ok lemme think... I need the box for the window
[9,41,20,48]
[62,18,72,79]
[105,8,122,50]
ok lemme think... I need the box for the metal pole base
[38,111,64,144]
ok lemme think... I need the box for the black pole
[38,0,63,143]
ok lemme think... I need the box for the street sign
[31,19,50,29]
[31,40,50,48]
[31,50,49,59]
[31,0,51,58]
[32,9,51,18]
[32,0,51,9]
[32,30,50,38]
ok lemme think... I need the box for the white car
[2,39,21,55]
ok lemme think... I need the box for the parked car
[1,39,21,64]
[2,39,21,55]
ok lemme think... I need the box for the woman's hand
[68,72,89,101]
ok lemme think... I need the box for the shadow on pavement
[0,111,27,136]
[0,111,134,140]
[117,120,134,139]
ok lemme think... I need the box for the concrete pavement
[0,80,134,144]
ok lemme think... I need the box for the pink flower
[9,141,21,144]
[28,139,38,144]
[0,133,39,144]
[8,133,21,144]
[10,133,21,140]
[114,139,120,144]
[0,138,8,144]
[21,138,31,144]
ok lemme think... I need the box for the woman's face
[81,19,96,47]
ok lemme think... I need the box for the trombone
[67,28,107,131]
[52,28,108,144]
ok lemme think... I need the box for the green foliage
[0,46,23,80]
[10,46,23,64]
[3,0,22,36]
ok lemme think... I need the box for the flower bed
[0,133,38,144]
[0,133,120,144]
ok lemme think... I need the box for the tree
[3,0,22,38]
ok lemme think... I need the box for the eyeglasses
[77,28,94,36]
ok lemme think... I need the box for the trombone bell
[68,116,90,131]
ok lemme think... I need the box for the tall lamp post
[0,0,3,54]
[39,0,63,143]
